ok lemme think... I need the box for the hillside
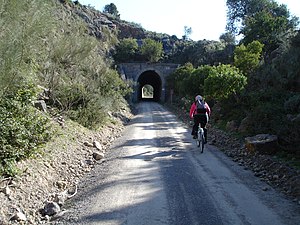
[0,0,299,223]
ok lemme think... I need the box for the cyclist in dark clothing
[189,95,211,142]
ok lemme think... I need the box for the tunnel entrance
[142,84,154,99]
[137,70,162,102]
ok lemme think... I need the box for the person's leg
[192,115,201,138]
[203,127,207,143]
[200,116,208,143]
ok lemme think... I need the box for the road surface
[59,102,300,225]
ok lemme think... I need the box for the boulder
[93,152,104,160]
[245,134,278,155]
[42,201,60,216]
[238,116,251,133]
[10,212,27,222]
[93,141,103,151]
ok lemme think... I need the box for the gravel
[0,104,299,224]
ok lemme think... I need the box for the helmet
[195,95,203,101]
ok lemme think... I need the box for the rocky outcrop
[245,134,279,154]
[62,2,146,41]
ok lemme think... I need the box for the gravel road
[58,102,300,225]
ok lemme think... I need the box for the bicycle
[196,123,205,153]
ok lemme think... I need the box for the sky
[77,0,300,41]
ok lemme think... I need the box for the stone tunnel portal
[137,70,162,102]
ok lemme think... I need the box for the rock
[93,152,104,160]
[85,159,94,165]
[245,134,279,155]
[84,141,93,147]
[238,116,251,133]
[42,201,61,216]
[93,141,102,151]
[56,181,67,189]
[226,120,238,132]
[4,186,11,196]
[10,212,27,222]
[262,187,269,191]
[54,192,68,206]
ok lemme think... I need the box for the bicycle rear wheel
[197,131,205,153]
[199,134,204,153]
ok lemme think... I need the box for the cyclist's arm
[205,103,211,117]
[189,103,196,119]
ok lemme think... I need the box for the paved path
[59,102,300,225]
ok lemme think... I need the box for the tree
[204,64,247,101]
[103,3,120,18]
[226,0,277,34]
[113,38,138,62]
[241,7,297,55]
[180,65,212,98]
[219,32,236,45]
[167,63,194,95]
[183,26,192,40]
[140,38,163,62]
[234,40,264,75]
[226,0,299,55]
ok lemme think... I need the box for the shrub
[0,0,55,97]
[140,38,163,62]
[114,38,138,62]
[284,94,300,114]
[0,85,51,176]
[234,40,264,75]
[204,64,247,100]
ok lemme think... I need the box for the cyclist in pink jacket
[189,95,211,142]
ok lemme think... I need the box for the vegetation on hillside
[113,38,163,63]
[166,0,300,160]
[0,0,131,176]
[1,0,299,176]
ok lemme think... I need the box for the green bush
[113,38,138,62]
[234,40,264,75]
[0,85,51,176]
[284,94,300,114]
[204,64,247,100]
[140,38,163,62]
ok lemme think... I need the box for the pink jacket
[189,101,211,119]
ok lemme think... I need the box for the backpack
[196,100,206,114]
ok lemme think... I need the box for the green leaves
[0,86,51,176]
[114,38,163,63]
[226,0,299,56]
[0,0,133,176]
[168,63,247,101]
[114,38,139,62]
[234,40,264,75]
[103,3,120,18]
[140,38,163,62]
[0,0,55,95]
[204,64,247,100]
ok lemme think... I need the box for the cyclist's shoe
[193,135,198,139]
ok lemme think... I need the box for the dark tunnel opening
[137,70,162,102]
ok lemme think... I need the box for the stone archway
[137,70,162,102]
[117,63,180,103]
